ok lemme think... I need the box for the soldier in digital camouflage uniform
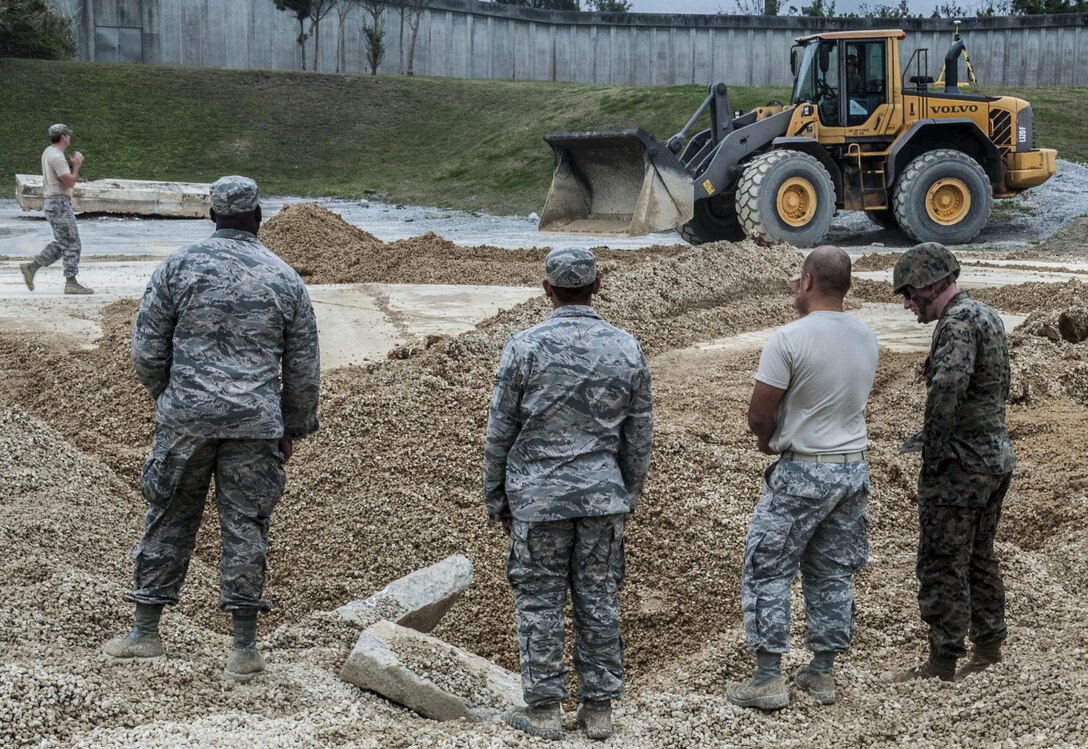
[20,124,94,295]
[102,176,320,683]
[883,242,1014,684]
[728,246,879,710]
[484,247,653,741]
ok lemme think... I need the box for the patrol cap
[48,123,72,138]
[545,246,597,288]
[209,175,260,216]
[892,242,961,294]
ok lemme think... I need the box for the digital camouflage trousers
[125,426,286,613]
[36,197,82,278]
[741,457,870,655]
[917,460,1011,658]
[506,514,626,707]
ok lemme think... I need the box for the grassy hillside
[1,59,1082,215]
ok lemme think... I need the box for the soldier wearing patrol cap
[883,242,1014,684]
[102,176,321,683]
[484,246,654,740]
[20,124,93,295]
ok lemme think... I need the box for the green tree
[274,0,313,70]
[0,0,76,60]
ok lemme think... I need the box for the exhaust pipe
[944,39,965,94]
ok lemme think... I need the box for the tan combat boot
[725,675,790,710]
[794,666,837,704]
[881,653,956,683]
[503,703,562,740]
[102,630,166,662]
[20,261,38,291]
[224,647,266,683]
[64,276,94,295]
[577,699,613,740]
[956,641,1002,680]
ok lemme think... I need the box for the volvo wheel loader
[538,29,1057,247]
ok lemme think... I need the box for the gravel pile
[5,219,1088,746]
[258,202,688,286]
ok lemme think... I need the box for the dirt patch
[258,202,690,286]
[852,251,900,272]
[974,277,1088,315]
[1007,214,1088,258]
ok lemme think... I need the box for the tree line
[274,0,435,75]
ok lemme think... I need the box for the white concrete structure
[16,175,210,218]
[335,555,474,633]
[340,619,525,721]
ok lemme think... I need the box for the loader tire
[892,149,992,245]
[680,192,746,245]
[736,150,835,247]
[866,208,899,231]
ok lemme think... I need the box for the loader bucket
[538,129,694,236]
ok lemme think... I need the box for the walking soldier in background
[884,242,1014,683]
[484,247,654,741]
[729,246,879,710]
[20,123,93,295]
[102,176,320,683]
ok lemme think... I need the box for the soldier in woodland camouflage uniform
[729,246,879,710]
[884,242,1014,684]
[484,247,653,741]
[102,176,321,683]
[20,124,93,295]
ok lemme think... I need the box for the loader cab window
[845,41,888,126]
[792,40,843,127]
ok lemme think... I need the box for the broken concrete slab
[335,554,472,633]
[16,174,211,217]
[340,619,525,721]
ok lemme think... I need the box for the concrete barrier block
[340,619,525,721]
[15,174,211,218]
[335,554,473,633]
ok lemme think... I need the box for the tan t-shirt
[41,146,72,198]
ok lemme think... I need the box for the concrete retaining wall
[49,0,1088,86]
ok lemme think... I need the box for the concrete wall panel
[51,1,1087,87]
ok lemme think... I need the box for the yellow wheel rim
[926,178,972,225]
[776,177,817,227]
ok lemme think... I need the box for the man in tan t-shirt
[20,123,93,295]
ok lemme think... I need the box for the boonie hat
[545,247,597,288]
[209,175,260,216]
[48,124,72,138]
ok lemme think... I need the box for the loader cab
[792,36,889,129]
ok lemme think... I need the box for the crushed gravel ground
[3,194,1088,747]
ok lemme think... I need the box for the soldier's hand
[278,437,294,464]
[71,151,85,166]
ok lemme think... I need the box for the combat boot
[727,651,789,710]
[224,610,265,683]
[102,631,166,661]
[102,603,166,662]
[503,703,562,740]
[726,675,789,710]
[956,640,1002,680]
[577,699,613,740]
[64,276,94,295]
[794,666,837,705]
[19,261,39,291]
[224,648,266,683]
[881,653,956,683]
